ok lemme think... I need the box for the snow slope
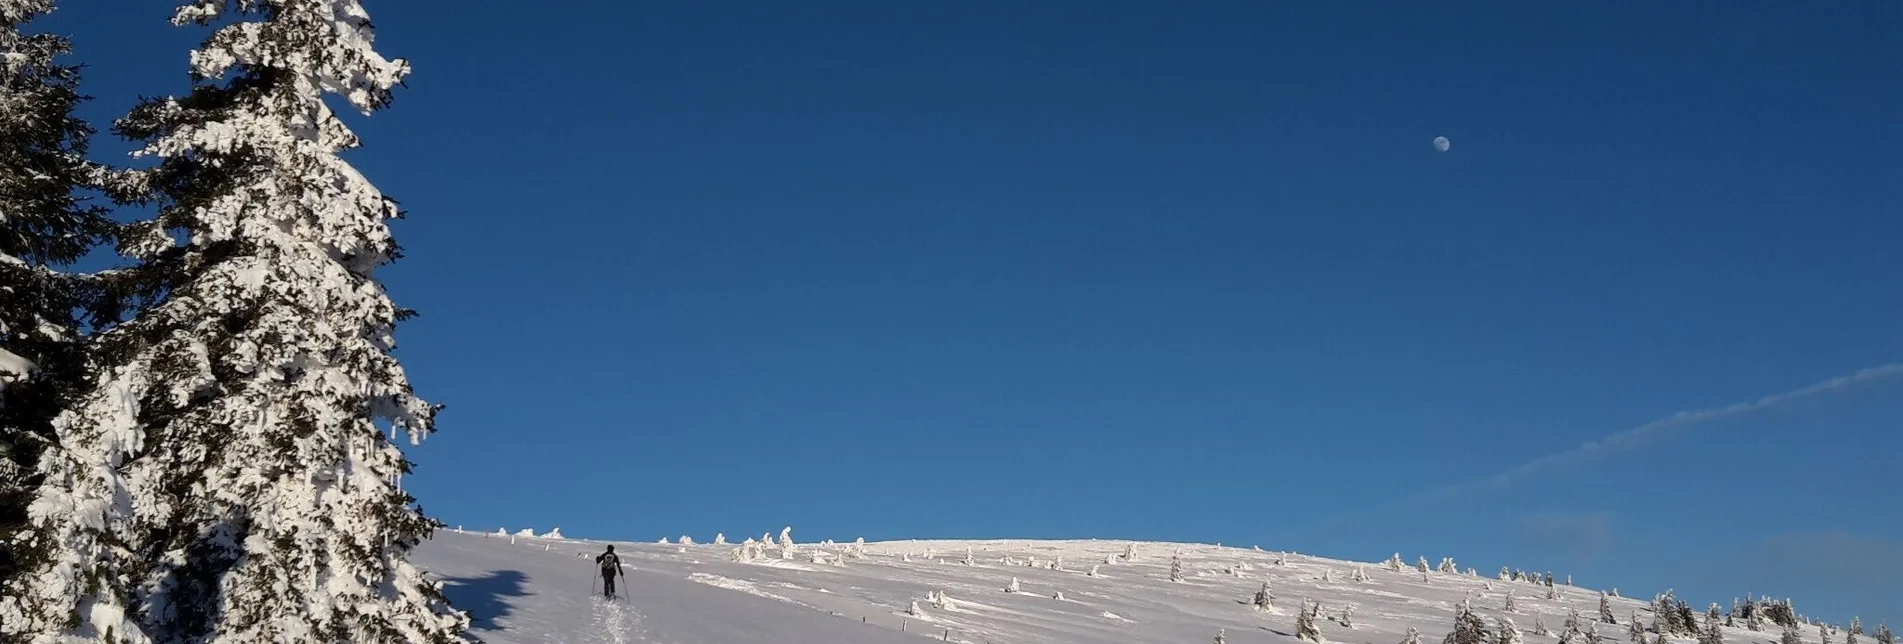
[413,529,1832,644]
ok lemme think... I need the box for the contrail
[1315,363,1903,528]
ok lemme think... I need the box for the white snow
[0,347,34,392]
[413,531,1856,644]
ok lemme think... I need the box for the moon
[1433,136,1451,152]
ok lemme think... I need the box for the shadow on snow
[441,569,530,633]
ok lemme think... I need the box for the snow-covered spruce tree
[1781,623,1804,644]
[1170,555,1184,582]
[1587,624,1604,644]
[1560,610,1586,644]
[1404,627,1423,644]
[1447,599,1491,644]
[1534,615,1554,637]
[1420,556,1432,573]
[1848,619,1861,644]
[0,0,117,598]
[1252,581,1273,612]
[1699,615,1724,644]
[1215,628,1227,644]
[1707,604,1721,624]
[1497,617,1524,644]
[1600,593,1616,624]
[1822,624,1834,644]
[1499,566,1512,580]
[1389,552,1406,572]
[1,1,468,642]
[1676,601,1699,637]
[1297,599,1325,643]
[1503,590,1518,613]
[1547,584,1560,600]
[1628,612,1647,642]
[1876,623,1894,644]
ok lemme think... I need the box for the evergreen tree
[1588,624,1604,644]
[1500,566,1512,580]
[1535,615,1555,637]
[1560,614,1587,644]
[1822,624,1833,644]
[1782,623,1804,644]
[1216,628,1228,644]
[1,1,464,641]
[1504,590,1519,613]
[1420,556,1433,574]
[1497,617,1524,644]
[1298,599,1325,643]
[1629,612,1647,642]
[1875,623,1893,644]
[1699,612,1724,644]
[1170,555,1184,582]
[1404,627,1423,644]
[1848,618,1862,644]
[0,0,116,599]
[1677,601,1699,636]
[1252,581,1273,612]
[1707,604,1722,624]
[1389,553,1405,573]
[1601,593,1617,624]
[1446,599,1491,644]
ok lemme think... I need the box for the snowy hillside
[411,528,1869,644]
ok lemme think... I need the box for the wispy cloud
[1313,363,1903,529]
[1414,363,1903,502]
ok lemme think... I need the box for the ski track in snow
[415,530,1853,644]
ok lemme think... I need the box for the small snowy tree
[1699,615,1724,644]
[1440,557,1460,574]
[1560,610,1585,644]
[1822,624,1834,644]
[1298,599,1326,643]
[963,547,974,566]
[1847,619,1861,644]
[1088,565,1099,577]
[1122,542,1137,561]
[1253,581,1274,612]
[1548,584,1561,600]
[1587,624,1604,644]
[1421,556,1433,573]
[1535,615,1555,637]
[907,600,923,617]
[1505,590,1519,613]
[1628,613,1646,642]
[1170,555,1185,582]
[1338,605,1356,628]
[1404,627,1424,644]
[1216,629,1228,644]
[779,526,795,552]
[1320,568,1334,582]
[1498,617,1525,644]
[1782,623,1804,644]
[1874,623,1893,644]
[1500,566,1513,580]
[679,535,695,545]
[1447,599,1492,644]
[1005,577,1020,593]
[1354,566,1370,582]
[1390,553,1407,572]
[713,533,727,545]
[1602,593,1618,624]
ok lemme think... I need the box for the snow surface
[413,530,1839,644]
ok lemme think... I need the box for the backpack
[599,552,619,571]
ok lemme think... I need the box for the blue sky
[41,0,1903,625]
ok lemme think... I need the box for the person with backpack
[595,545,626,599]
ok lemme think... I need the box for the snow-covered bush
[1005,577,1020,593]
[1446,599,1490,644]
[713,533,727,545]
[1497,617,1523,644]
[1298,599,1325,643]
[1252,582,1274,612]
[1170,555,1184,582]
[541,528,565,539]
[1403,627,1423,644]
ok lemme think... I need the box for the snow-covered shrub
[907,600,923,616]
[1497,617,1523,644]
[1503,590,1518,613]
[1252,582,1274,612]
[679,535,695,545]
[1403,627,1423,644]
[1446,599,1490,644]
[1170,555,1184,582]
[1600,593,1617,624]
[713,533,727,545]
[1534,615,1554,637]
[1389,553,1407,572]
[541,528,565,539]
[1005,577,1020,593]
[1420,557,1432,573]
[1298,599,1325,643]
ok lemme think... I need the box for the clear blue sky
[42,0,1903,626]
